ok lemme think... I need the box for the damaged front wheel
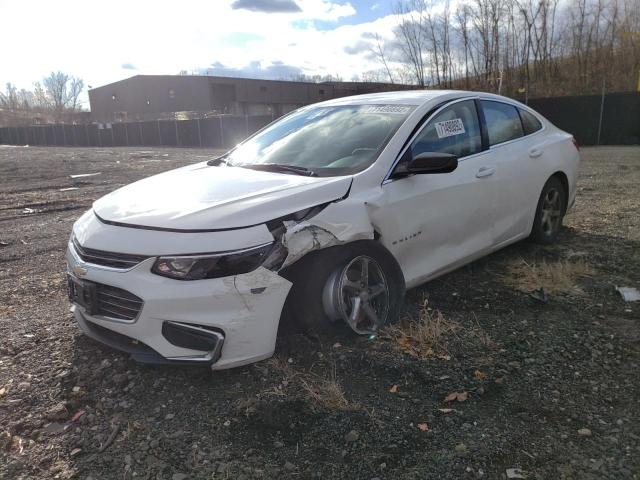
[323,255,391,334]
[282,241,405,335]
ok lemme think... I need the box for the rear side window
[519,108,543,135]
[411,100,482,158]
[481,100,523,146]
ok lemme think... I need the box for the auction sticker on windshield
[363,105,412,114]
[435,118,465,138]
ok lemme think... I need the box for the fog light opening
[162,321,224,359]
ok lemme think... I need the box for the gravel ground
[0,145,639,480]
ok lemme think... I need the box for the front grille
[94,283,143,321]
[73,237,149,269]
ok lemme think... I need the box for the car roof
[315,89,531,110]
[319,89,469,107]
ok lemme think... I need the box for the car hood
[93,162,352,230]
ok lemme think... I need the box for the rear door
[374,99,497,287]
[479,100,544,245]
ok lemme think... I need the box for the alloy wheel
[323,255,390,334]
[540,187,562,236]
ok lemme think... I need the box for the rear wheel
[282,241,405,335]
[530,176,566,244]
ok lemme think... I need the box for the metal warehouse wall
[88,76,214,122]
[88,75,418,122]
[1,93,638,147]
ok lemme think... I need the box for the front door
[372,99,496,288]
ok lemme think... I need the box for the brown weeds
[258,357,359,411]
[386,298,461,358]
[300,375,360,411]
[502,258,594,295]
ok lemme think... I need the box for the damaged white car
[67,90,580,369]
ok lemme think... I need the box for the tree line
[367,0,640,98]
[0,72,84,123]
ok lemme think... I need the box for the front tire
[282,241,405,335]
[530,176,566,244]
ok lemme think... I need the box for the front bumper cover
[66,240,292,369]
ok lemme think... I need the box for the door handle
[476,166,495,178]
[529,148,543,158]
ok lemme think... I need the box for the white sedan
[67,90,580,369]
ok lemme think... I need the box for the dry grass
[502,259,594,295]
[233,396,259,417]
[300,374,360,411]
[257,357,359,411]
[465,312,498,350]
[256,357,301,398]
[386,298,461,358]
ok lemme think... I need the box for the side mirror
[407,152,458,174]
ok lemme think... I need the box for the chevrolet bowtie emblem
[73,265,88,277]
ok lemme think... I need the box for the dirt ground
[0,145,639,480]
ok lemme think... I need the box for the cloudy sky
[0,0,405,104]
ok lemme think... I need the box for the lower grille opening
[94,283,143,321]
[162,321,224,352]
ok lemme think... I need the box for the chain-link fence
[528,92,639,145]
[0,114,275,149]
[1,93,638,147]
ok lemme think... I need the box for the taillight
[572,137,579,151]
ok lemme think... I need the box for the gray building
[89,75,416,122]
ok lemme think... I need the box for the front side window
[519,108,543,135]
[410,100,482,158]
[481,100,524,146]
[226,104,415,176]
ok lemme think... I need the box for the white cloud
[0,0,404,106]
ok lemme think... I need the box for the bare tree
[394,0,429,86]
[42,71,84,117]
[0,83,19,110]
[389,0,639,96]
[369,33,396,84]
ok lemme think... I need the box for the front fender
[280,197,376,268]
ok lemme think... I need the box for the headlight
[151,242,285,280]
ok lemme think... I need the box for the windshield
[225,104,415,176]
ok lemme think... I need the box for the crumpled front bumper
[66,243,292,369]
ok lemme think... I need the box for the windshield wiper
[239,163,317,177]
[207,154,230,166]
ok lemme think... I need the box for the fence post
[139,122,144,145]
[197,118,202,147]
[175,119,179,147]
[596,77,606,146]
[125,123,129,146]
[219,116,224,148]
[52,125,57,146]
[157,120,162,146]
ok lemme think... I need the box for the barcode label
[435,118,465,138]
[363,105,412,114]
